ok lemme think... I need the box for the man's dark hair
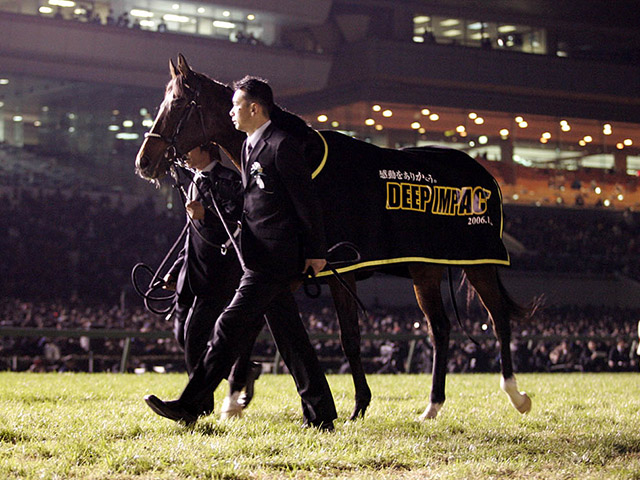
[233,75,274,115]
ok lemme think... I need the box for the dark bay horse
[135,54,532,420]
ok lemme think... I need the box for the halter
[144,82,210,161]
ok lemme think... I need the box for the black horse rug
[310,131,510,277]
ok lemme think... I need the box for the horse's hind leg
[409,264,449,420]
[327,273,371,420]
[464,265,531,414]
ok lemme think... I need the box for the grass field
[0,372,639,479]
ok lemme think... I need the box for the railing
[1,327,635,374]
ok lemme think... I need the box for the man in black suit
[145,76,337,430]
[164,143,261,417]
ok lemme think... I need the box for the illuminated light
[49,0,75,7]
[317,114,328,123]
[375,124,383,131]
[39,6,54,13]
[108,125,120,131]
[624,138,633,146]
[473,117,484,125]
[413,36,425,43]
[583,135,593,143]
[0,78,9,85]
[468,141,476,147]
[122,120,134,128]
[518,121,528,128]
[542,132,551,139]
[12,115,23,122]
[68,127,75,133]
[420,108,430,116]
[382,109,393,117]
[499,128,510,137]
[67,112,76,120]
[443,29,462,37]
[460,131,467,137]
[116,132,140,140]
[618,194,624,201]
[512,193,520,200]
[213,20,236,28]
[428,113,439,121]
[372,104,381,112]
[456,125,465,133]
[222,11,230,17]
[247,14,256,21]
[414,15,431,23]
[142,119,153,128]
[467,22,485,30]
[561,124,571,132]
[331,121,339,128]
[172,4,179,10]
[418,128,426,134]
[515,116,524,123]
[478,135,488,144]
[112,110,120,115]
[440,19,460,27]
[365,118,375,126]
[163,14,190,22]
[73,8,86,15]
[139,108,148,116]
[497,25,517,33]
[130,9,153,17]
[540,137,548,144]
[413,321,420,329]
[468,112,477,120]
[616,143,624,149]
[197,7,205,14]
[481,323,488,331]
[595,187,602,194]
[42,106,49,112]
[140,20,155,27]
[560,120,568,125]
[604,199,611,207]
[579,140,586,146]
[411,122,421,129]
[34,120,42,127]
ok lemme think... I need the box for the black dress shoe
[302,419,335,432]
[144,395,197,425]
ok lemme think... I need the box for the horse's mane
[271,105,314,141]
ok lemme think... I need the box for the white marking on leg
[419,402,443,421]
[220,391,243,420]
[501,376,532,414]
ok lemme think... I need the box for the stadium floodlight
[49,0,75,7]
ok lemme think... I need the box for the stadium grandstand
[0,0,639,374]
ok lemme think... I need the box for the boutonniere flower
[250,161,266,189]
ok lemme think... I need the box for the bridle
[144,81,210,161]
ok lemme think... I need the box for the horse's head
[135,54,242,182]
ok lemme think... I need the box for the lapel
[242,124,275,187]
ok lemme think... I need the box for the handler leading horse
[135,54,532,420]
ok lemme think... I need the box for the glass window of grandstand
[412,15,546,55]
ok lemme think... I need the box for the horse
[135,54,533,421]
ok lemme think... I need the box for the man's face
[184,146,211,171]
[230,89,254,133]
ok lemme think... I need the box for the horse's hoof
[418,402,443,421]
[515,392,532,414]
[348,401,369,420]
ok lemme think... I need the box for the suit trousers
[178,269,337,425]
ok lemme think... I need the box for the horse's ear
[177,53,192,77]
[169,59,179,79]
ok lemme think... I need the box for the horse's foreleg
[409,265,448,420]
[327,274,371,420]
[465,266,531,414]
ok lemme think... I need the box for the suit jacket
[240,123,327,277]
[170,162,243,301]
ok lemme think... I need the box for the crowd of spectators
[2,159,640,375]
